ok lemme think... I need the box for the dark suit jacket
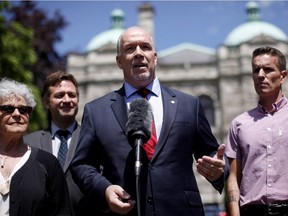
[71,85,229,216]
[24,124,84,216]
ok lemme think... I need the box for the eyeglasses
[0,105,33,115]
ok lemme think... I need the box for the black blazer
[71,85,228,216]
[24,124,84,216]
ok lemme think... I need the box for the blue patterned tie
[57,130,69,169]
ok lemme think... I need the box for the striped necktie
[137,88,158,160]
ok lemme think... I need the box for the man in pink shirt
[226,46,288,216]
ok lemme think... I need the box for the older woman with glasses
[0,77,71,216]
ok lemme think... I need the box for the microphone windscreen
[126,98,153,143]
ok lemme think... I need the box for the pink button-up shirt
[226,96,288,206]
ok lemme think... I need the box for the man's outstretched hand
[196,144,226,181]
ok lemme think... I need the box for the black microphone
[126,98,153,176]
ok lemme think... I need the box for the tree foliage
[0,1,68,131]
[9,0,68,89]
[0,1,46,131]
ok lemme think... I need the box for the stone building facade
[67,1,288,211]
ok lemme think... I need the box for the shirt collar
[257,96,288,113]
[51,122,76,138]
[125,77,161,99]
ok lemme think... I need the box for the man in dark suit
[71,26,229,216]
[24,71,84,216]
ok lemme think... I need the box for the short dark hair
[42,71,79,103]
[252,46,286,71]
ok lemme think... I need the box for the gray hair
[0,77,36,108]
[116,26,155,55]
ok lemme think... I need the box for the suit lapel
[40,130,53,153]
[111,86,128,134]
[152,87,178,161]
[64,124,81,172]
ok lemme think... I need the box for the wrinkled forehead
[122,28,153,45]
[252,54,279,65]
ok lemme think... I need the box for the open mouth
[133,62,147,68]
[61,107,73,111]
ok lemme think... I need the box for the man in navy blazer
[24,71,84,216]
[71,26,229,216]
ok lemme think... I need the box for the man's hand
[196,144,226,181]
[105,185,136,215]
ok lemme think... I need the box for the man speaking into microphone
[71,26,229,216]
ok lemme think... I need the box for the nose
[63,94,71,102]
[258,68,266,77]
[11,107,21,116]
[134,46,144,56]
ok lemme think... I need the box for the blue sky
[34,1,288,55]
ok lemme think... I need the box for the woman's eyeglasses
[0,105,33,115]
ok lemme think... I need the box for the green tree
[9,1,68,89]
[1,1,68,131]
[0,1,47,131]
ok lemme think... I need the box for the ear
[281,70,287,83]
[116,55,123,69]
[43,99,50,109]
[154,52,158,66]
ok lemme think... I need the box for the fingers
[196,160,215,181]
[196,156,225,181]
[198,159,222,173]
[216,143,225,159]
[196,144,226,181]
[105,185,135,215]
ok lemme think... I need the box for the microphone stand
[135,138,142,177]
[135,146,141,216]
[132,132,146,216]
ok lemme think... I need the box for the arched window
[199,95,215,126]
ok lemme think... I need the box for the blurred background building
[66,1,288,213]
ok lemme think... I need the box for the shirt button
[147,196,153,205]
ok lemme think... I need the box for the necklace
[0,144,27,169]
[0,156,7,168]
